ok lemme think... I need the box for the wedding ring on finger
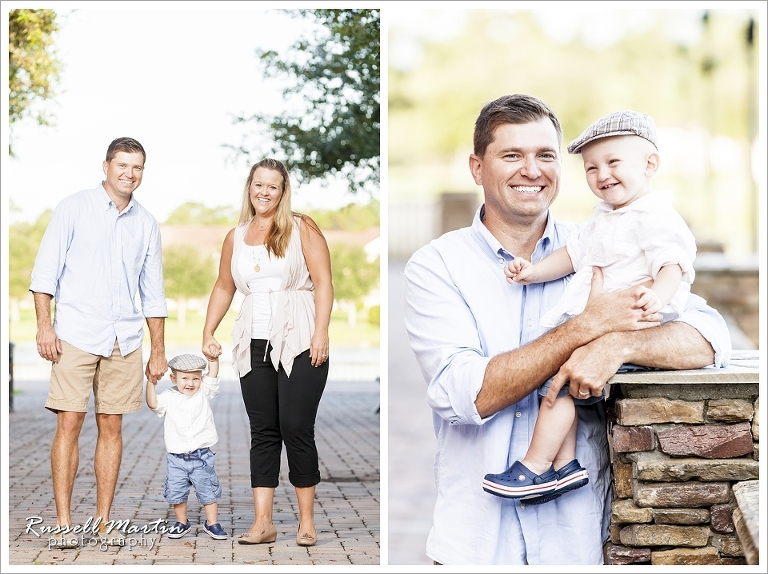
[579,390,590,397]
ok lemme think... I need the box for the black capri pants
[239,339,328,488]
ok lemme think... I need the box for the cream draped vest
[230,215,316,378]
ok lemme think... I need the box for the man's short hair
[106,137,146,164]
[473,94,563,157]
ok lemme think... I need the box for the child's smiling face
[580,135,658,210]
[170,370,203,397]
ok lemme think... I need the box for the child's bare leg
[552,414,579,471]
[173,502,188,524]
[204,502,219,525]
[520,394,575,475]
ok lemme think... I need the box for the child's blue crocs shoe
[554,459,589,494]
[167,521,191,539]
[482,460,558,499]
[203,521,228,540]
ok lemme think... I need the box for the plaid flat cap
[168,354,207,372]
[567,110,658,154]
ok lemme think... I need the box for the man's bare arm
[145,317,167,384]
[477,319,598,417]
[546,321,715,406]
[475,268,661,418]
[33,291,61,361]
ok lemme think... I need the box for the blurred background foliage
[388,7,761,258]
[229,8,380,195]
[7,8,380,346]
[8,200,380,344]
[8,8,61,155]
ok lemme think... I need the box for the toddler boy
[483,111,696,504]
[146,353,227,539]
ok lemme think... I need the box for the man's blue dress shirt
[30,184,168,357]
[403,205,731,565]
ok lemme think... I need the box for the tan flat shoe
[237,524,277,544]
[99,523,124,546]
[296,530,317,547]
[52,525,80,549]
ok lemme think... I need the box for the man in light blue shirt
[30,137,168,542]
[403,95,731,565]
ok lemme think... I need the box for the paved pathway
[387,260,438,566]
[6,369,379,566]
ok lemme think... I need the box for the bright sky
[2,1,365,225]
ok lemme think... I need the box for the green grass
[9,308,379,348]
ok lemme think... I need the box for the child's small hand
[633,286,664,316]
[505,258,535,285]
[206,344,221,361]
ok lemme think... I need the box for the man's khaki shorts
[45,339,143,414]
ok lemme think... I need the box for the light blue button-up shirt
[30,184,168,357]
[403,205,731,565]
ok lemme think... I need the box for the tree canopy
[165,202,239,225]
[304,199,379,231]
[8,8,61,154]
[330,243,379,310]
[162,244,217,302]
[230,9,380,195]
[8,210,52,300]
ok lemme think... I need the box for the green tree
[162,245,217,327]
[8,210,52,322]
[305,199,379,231]
[8,9,62,155]
[329,242,379,327]
[231,9,380,194]
[165,202,239,225]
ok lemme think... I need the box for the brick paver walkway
[6,377,380,566]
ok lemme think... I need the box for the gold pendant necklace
[252,245,266,272]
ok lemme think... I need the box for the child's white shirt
[150,375,219,454]
[540,190,696,329]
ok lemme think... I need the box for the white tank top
[236,242,286,338]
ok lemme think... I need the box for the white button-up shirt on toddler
[150,376,219,454]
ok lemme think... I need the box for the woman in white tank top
[202,158,333,547]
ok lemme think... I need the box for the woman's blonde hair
[238,158,294,258]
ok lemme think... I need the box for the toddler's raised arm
[505,246,575,285]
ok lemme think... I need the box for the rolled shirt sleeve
[29,200,75,297]
[404,243,490,426]
[637,203,697,284]
[139,218,168,318]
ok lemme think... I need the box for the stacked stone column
[603,372,759,566]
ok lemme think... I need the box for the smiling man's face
[102,151,144,205]
[469,118,562,226]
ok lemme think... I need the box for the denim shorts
[163,447,222,505]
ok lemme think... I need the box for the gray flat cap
[567,110,658,154]
[168,354,207,372]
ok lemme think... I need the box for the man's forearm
[146,317,166,354]
[33,292,53,328]
[546,320,718,407]
[145,317,167,383]
[475,267,670,418]
[475,316,599,418]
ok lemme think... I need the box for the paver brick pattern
[7,378,380,565]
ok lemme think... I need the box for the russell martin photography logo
[25,516,178,551]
